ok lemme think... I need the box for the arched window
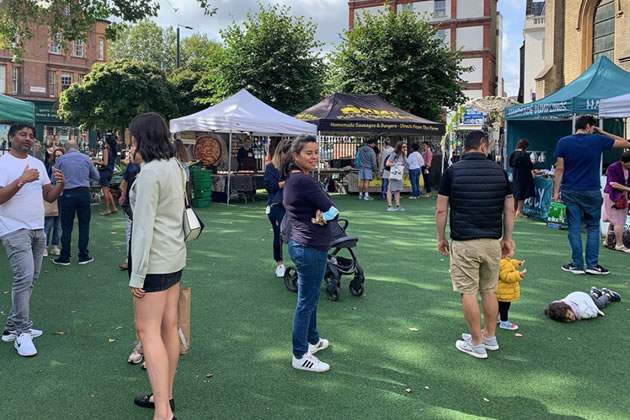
[593,0,615,62]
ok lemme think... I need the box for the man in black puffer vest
[436,131,515,359]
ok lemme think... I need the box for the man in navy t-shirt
[553,115,630,275]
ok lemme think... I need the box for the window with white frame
[434,1,447,17]
[50,33,62,54]
[0,65,5,94]
[73,40,84,57]
[11,67,19,94]
[78,74,84,84]
[98,38,104,60]
[48,71,56,97]
[61,72,72,91]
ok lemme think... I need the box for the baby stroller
[284,218,364,301]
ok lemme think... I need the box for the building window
[73,40,84,57]
[11,67,19,94]
[98,38,104,60]
[593,0,615,62]
[434,1,447,17]
[61,72,72,91]
[48,71,56,97]
[78,74,84,84]
[50,33,62,54]
[0,65,5,94]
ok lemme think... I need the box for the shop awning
[504,57,630,121]
[0,94,35,123]
[296,93,445,136]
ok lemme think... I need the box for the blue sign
[461,107,487,126]
[522,177,553,221]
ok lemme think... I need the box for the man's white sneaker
[275,264,286,278]
[292,353,330,372]
[42,249,48,257]
[2,328,43,342]
[51,247,61,256]
[14,333,37,357]
[308,338,329,355]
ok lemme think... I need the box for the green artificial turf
[0,194,628,419]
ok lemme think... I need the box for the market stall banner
[504,57,630,121]
[297,92,445,136]
[522,177,553,221]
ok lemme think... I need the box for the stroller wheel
[326,283,340,301]
[350,276,364,297]
[284,267,298,293]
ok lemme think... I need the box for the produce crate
[191,169,212,180]
[192,178,212,189]
[193,189,212,199]
[192,198,211,208]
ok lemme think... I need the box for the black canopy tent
[296,93,445,136]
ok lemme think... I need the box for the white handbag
[389,165,403,181]
[180,167,204,241]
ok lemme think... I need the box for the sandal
[615,244,630,253]
[141,361,147,370]
[128,348,143,364]
[100,211,112,216]
[133,393,175,411]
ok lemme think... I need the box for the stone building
[536,0,630,99]
[0,20,108,145]
[348,0,502,99]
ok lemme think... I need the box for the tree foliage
[328,9,470,121]
[107,21,176,70]
[58,60,178,133]
[0,0,217,59]
[215,3,326,115]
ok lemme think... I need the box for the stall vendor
[237,138,257,171]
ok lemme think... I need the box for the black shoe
[133,394,175,411]
[78,256,94,265]
[590,287,603,298]
[52,258,70,266]
[561,264,585,275]
[585,265,610,275]
[601,288,621,302]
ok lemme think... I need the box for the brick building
[348,0,502,99]
[0,20,108,145]
[536,0,630,99]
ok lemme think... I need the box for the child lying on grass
[544,287,621,322]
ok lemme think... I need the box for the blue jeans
[44,215,61,247]
[267,205,285,262]
[59,188,92,261]
[561,189,603,269]
[288,240,327,358]
[409,168,421,197]
[380,178,389,200]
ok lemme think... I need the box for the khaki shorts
[450,239,501,295]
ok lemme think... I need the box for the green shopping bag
[547,202,568,229]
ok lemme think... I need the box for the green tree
[215,3,326,115]
[328,8,470,121]
[108,21,176,71]
[58,60,178,135]
[0,0,216,59]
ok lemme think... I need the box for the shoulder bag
[389,157,404,181]
[180,167,205,241]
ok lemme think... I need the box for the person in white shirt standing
[0,122,65,357]
[407,143,425,199]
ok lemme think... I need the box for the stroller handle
[336,218,349,231]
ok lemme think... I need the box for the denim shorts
[359,168,373,180]
[143,269,183,292]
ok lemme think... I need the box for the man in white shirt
[407,143,425,199]
[0,123,65,357]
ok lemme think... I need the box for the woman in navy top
[94,134,118,215]
[282,135,336,373]
[264,139,292,278]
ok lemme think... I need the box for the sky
[155,0,526,97]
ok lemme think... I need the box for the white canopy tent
[170,89,317,205]
[599,92,630,118]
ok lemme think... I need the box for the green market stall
[505,57,630,221]
[0,94,35,123]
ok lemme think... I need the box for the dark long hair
[129,112,174,163]
[280,135,316,179]
[173,139,190,162]
[394,141,405,157]
[104,134,118,159]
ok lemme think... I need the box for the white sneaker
[2,328,43,342]
[51,247,61,256]
[275,264,286,277]
[14,333,37,357]
[308,338,329,355]
[292,353,330,372]
[42,249,48,257]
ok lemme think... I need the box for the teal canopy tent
[0,94,35,123]
[505,57,630,121]
[503,57,630,170]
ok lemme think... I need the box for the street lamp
[176,24,194,68]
